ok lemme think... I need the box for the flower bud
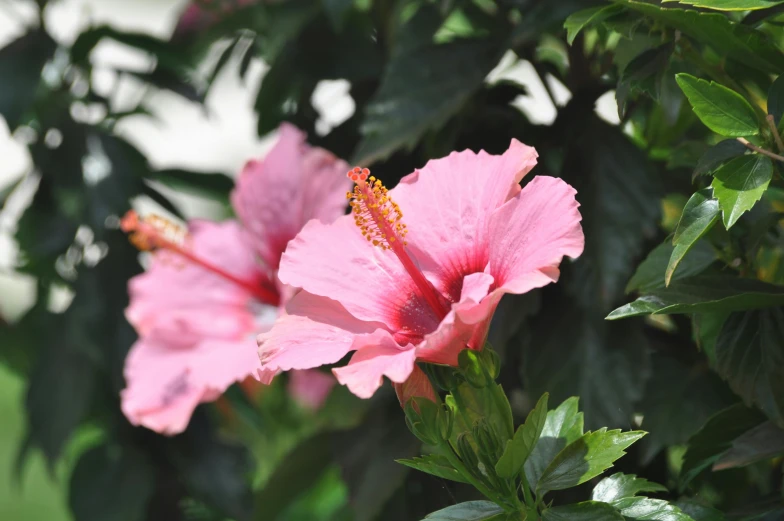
[424,363,460,392]
[456,433,479,474]
[403,395,441,446]
[438,404,454,441]
[458,349,492,388]
[479,346,501,380]
[472,420,502,461]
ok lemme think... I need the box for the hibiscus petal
[126,220,262,340]
[487,175,584,294]
[231,123,350,271]
[278,216,441,334]
[287,369,336,410]
[121,334,260,435]
[390,139,538,300]
[394,364,438,406]
[332,338,418,399]
[257,292,391,377]
[415,272,494,365]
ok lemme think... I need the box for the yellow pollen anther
[345,167,407,251]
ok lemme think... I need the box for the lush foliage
[2,0,784,520]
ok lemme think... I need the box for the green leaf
[536,428,645,496]
[397,455,469,484]
[680,403,765,488]
[171,412,253,521]
[524,303,651,431]
[592,473,668,502]
[495,393,549,478]
[322,0,353,31]
[524,397,584,490]
[563,119,661,311]
[335,406,419,521]
[614,1,784,74]
[353,37,502,164]
[536,429,645,495]
[662,0,784,10]
[711,155,772,228]
[673,501,726,521]
[0,30,56,129]
[666,190,720,285]
[148,169,235,201]
[69,444,155,521]
[71,25,190,72]
[611,497,695,521]
[25,290,99,464]
[693,139,748,178]
[713,421,784,470]
[254,433,332,521]
[767,74,784,126]
[715,309,784,428]
[675,74,759,137]
[626,241,716,294]
[607,276,784,319]
[616,46,672,119]
[636,356,733,464]
[563,5,624,45]
[423,501,505,521]
[543,501,624,521]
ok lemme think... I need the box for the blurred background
[7,0,781,520]
[1,2,611,519]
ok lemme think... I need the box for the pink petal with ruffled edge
[422,176,584,353]
[257,292,389,377]
[487,176,584,294]
[278,216,441,335]
[231,123,351,271]
[390,140,538,300]
[126,220,262,341]
[332,337,417,399]
[121,334,260,435]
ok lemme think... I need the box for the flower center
[346,167,451,319]
[120,210,279,306]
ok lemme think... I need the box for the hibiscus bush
[3,0,784,520]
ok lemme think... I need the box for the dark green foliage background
[2,0,784,520]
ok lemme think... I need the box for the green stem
[737,138,784,163]
[520,470,535,508]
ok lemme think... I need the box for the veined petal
[278,216,441,334]
[257,292,390,376]
[390,140,538,300]
[121,335,259,435]
[231,123,350,270]
[487,176,584,295]
[394,364,437,406]
[126,219,262,341]
[333,338,418,399]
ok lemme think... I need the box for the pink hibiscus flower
[257,141,585,400]
[120,124,350,434]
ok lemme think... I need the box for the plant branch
[766,115,784,152]
[737,138,784,163]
